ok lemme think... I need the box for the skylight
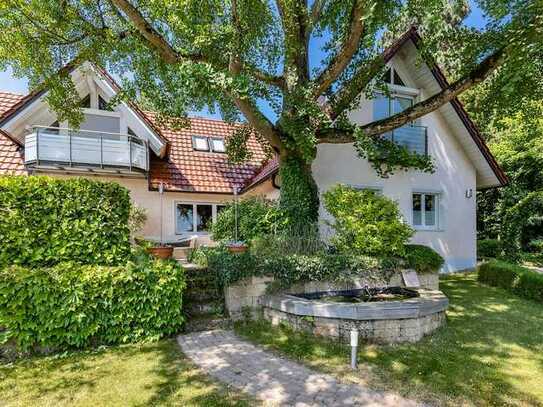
[210,138,226,153]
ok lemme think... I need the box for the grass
[235,273,543,406]
[0,339,251,407]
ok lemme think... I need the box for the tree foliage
[0,0,541,220]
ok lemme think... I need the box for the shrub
[210,196,285,242]
[203,245,396,292]
[250,224,324,257]
[478,260,543,302]
[402,244,444,273]
[0,250,185,352]
[477,239,503,259]
[323,184,414,257]
[0,176,131,267]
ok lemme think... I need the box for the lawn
[235,273,543,406]
[0,339,250,407]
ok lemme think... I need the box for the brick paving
[177,330,420,406]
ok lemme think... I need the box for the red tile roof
[144,114,270,193]
[242,155,279,192]
[0,130,25,175]
[0,91,26,122]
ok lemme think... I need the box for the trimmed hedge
[402,244,444,274]
[0,251,185,351]
[0,176,131,267]
[478,260,543,303]
[477,239,503,259]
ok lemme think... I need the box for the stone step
[185,288,222,302]
[183,317,232,333]
[173,247,193,260]
[186,301,224,317]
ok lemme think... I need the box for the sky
[0,2,488,118]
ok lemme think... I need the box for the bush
[203,245,396,292]
[0,251,185,352]
[477,239,503,259]
[402,244,444,273]
[0,176,131,267]
[478,260,543,303]
[210,196,285,242]
[323,184,414,257]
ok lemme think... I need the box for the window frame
[412,192,440,231]
[210,137,226,153]
[192,135,211,152]
[174,202,227,235]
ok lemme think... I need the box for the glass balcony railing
[383,125,428,155]
[24,126,149,172]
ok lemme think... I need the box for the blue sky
[0,2,487,109]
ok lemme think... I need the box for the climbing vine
[354,129,435,178]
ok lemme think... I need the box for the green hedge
[0,176,131,267]
[477,239,503,259]
[402,244,444,274]
[478,260,543,303]
[0,252,185,351]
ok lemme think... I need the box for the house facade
[0,30,506,272]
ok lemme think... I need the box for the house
[0,29,506,272]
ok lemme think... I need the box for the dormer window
[382,67,406,87]
[210,138,226,153]
[192,135,210,151]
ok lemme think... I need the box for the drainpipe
[233,186,238,242]
[159,182,164,246]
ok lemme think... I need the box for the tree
[1,0,541,225]
[477,100,543,244]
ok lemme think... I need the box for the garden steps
[183,262,230,332]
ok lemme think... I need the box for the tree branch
[308,0,326,32]
[328,52,385,120]
[312,0,366,97]
[109,0,204,64]
[228,0,283,149]
[318,48,506,143]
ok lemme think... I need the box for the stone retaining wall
[262,306,446,344]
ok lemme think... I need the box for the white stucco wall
[313,58,478,273]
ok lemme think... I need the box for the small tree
[128,204,147,241]
[323,184,413,257]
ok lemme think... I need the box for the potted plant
[226,240,248,254]
[146,243,174,259]
[129,204,173,259]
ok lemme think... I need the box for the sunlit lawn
[0,339,250,407]
[235,273,543,406]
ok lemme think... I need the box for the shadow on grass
[0,339,249,406]
[235,273,543,406]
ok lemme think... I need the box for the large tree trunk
[278,151,320,227]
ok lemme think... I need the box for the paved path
[177,330,420,406]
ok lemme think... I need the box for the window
[98,95,112,111]
[175,203,227,234]
[192,135,210,151]
[210,138,226,153]
[412,193,438,229]
[176,204,194,232]
[382,67,406,86]
[80,94,91,108]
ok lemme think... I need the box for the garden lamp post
[159,182,164,246]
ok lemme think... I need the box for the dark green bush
[478,260,543,303]
[0,176,131,267]
[210,196,285,242]
[323,184,414,257]
[203,245,396,292]
[0,251,185,352]
[402,244,444,274]
[477,239,503,259]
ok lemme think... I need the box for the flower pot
[147,246,173,259]
[227,244,248,254]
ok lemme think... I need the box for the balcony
[384,125,428,155]
[24,126,149,175]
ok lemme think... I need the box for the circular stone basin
[259,288,448,344]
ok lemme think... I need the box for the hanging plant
[354,130,435,178]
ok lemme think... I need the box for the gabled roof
[241,155,279,193]
[383,27,507,187]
